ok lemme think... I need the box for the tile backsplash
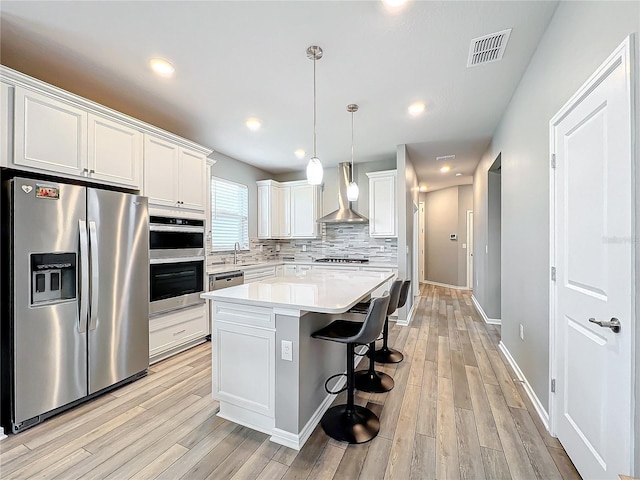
[207,224,397,266]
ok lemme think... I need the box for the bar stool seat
[311,294,390,444]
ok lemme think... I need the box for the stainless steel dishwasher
[210,270,244,290]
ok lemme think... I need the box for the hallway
[0,285,580,479]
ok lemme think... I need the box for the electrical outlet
[259,244,263,252]
[276,244,281,252]
[281,340,293,361]
[380,245,385,252]
[519,324,524,340]
[302,245,307,252]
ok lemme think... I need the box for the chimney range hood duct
[318,163,368,224]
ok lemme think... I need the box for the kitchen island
[201,270,394,450]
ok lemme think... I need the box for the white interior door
[550,38,634,479]
[419,202,425,282]
[466,210,474,289]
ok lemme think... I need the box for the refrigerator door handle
[79,220,89,333]
[88,221,99,331]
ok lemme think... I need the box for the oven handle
[150,256,205,265]
[149,225,205,233]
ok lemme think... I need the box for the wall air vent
[467,28,512,67]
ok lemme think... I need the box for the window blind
[211,177,249,252]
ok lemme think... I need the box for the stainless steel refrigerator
[2,176,149,433]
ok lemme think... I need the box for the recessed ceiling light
[408,102,425,116]
[382,0,407,7]
[440,166,450,173]
[149,58,175,77]
[246,118,262,131]
[294,149,306,159]
[456,173,463,177]
[419,185,428,192]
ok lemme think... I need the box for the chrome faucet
[233,242,240,264]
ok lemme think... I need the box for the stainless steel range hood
[318,162,368,224]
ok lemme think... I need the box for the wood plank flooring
[0,285,582,479]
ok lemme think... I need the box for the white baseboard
[498,341,550,431]
[0,427,6,441]
[396,302,416,327]
[471,294,501,325]
[423,280,469,290]
[270,349,366,450]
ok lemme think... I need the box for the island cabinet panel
[213,321,275,418]
[14,86,87,177]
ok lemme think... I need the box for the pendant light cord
[350,110,355,182]
[313,56,317,158]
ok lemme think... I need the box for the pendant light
[306,46,323,185]
[346,104,360,202]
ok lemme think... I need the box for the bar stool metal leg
[373,317,404,364]
[320,343,380,443]
[354,341,394,393]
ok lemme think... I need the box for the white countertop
[206,260,397,275]
[201,270,394,314]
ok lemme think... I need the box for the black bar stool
[353,279,403,393]
[311,293,391,444]
[373,280,411,364]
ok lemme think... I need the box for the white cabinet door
[284,265,297,276]
[276,265,284,277]
[257,184,271,239]
[178,147,206,211]
[149,304,208,362]
[144,134,180,208]
[278,185,291,238]
[14,86,87,176]
[290,184,318,238]
[368,171,397,238]
[88,114,142,188]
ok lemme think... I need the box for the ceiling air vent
[467,28,512,67]
[436,155,456,162]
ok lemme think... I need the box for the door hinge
[551,154,556,169]
[551,379,556,393]
[551,266,556,281]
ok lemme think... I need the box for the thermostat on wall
[450,234,458,240]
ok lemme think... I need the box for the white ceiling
[0,1,557,191]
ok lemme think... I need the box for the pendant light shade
[346,103,359,201]
[306,46,323,185]
[347,181,360,202]
[306,157,323,185]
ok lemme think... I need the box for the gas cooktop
[314,258,369,264]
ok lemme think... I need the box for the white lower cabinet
[149,304,208,363]
[283,265,297,276]
[212,302,276,420]
[244,266,276,283]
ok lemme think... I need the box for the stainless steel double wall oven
[149,215,205,315]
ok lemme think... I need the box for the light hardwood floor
[0,285,582,479]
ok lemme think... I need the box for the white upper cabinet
[143,134,206,212]
[1,67,211,193]
[178,147,207,211]
[257,180,320,239]
[367,170,397,238]
[14,86,88,177]
[290,183,320,238]
[88,113,142,187]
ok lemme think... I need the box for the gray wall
[210,151,272,239]
[472,2,639,461]
[423,185,472,287]
[274,158,396,218]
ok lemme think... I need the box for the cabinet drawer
[213,301,275,329]
[150,304,207,357]
[244,266,276,283]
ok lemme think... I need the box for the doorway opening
[487,154,502,320]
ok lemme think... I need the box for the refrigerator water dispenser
[30,253,76,305]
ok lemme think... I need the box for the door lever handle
[588,317,621,333]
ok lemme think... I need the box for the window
[211,177,249,252]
